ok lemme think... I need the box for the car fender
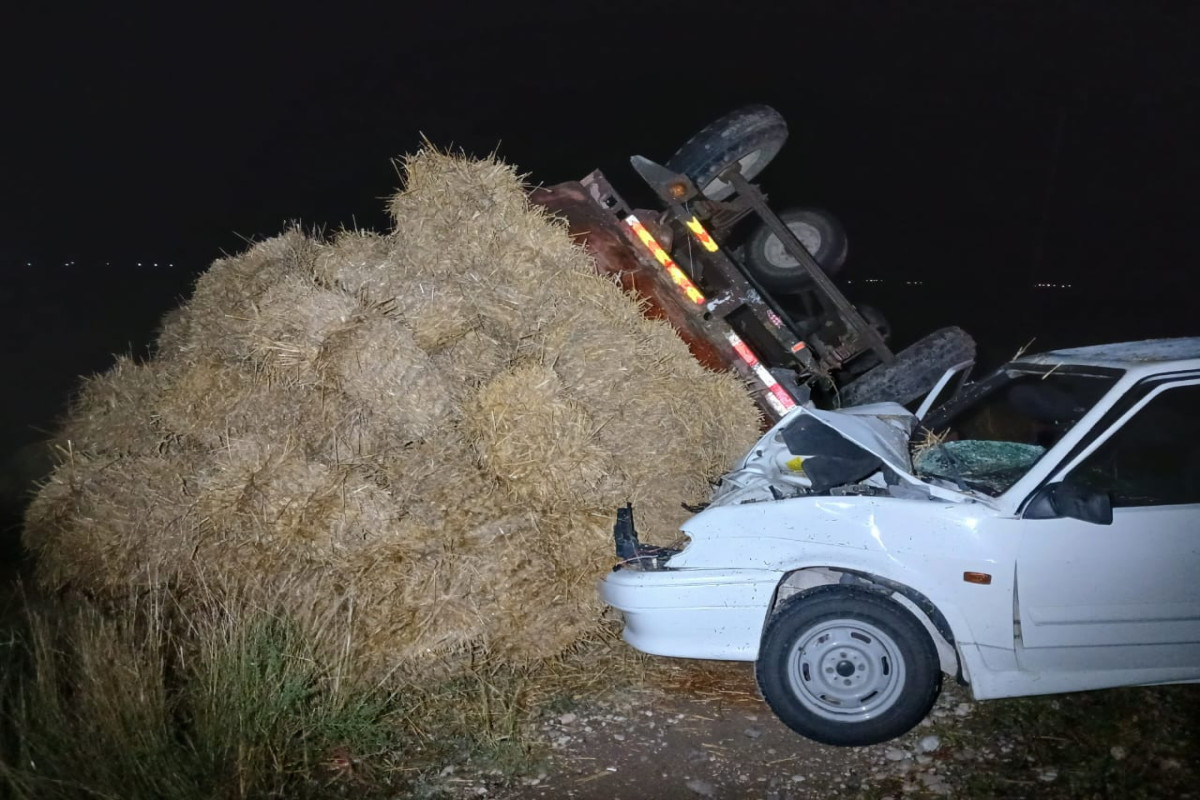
[768,566,965,679]
[670,495,1018,657]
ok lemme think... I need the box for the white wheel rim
[786,618,906,723]
[763,221,821,269]
[701,150,765,198]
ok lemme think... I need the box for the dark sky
[1,1,1197,472]
[5,2,1195,267]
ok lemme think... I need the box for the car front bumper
[600,567,781,661]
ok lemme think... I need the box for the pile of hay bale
[24,151,761,674]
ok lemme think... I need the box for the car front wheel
[756,586,942,746]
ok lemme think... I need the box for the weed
[0,593,402,799]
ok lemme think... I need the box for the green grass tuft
[0,595,402,799]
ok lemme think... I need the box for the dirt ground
[445,659,1198,800]
[473,662,967,800]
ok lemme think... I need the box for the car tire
[743,207,849,292]
[667,105,788,201]
[839,326,976,408]
[756,586,942,747]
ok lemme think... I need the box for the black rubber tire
[839,326,976,408]
[667,105,788,201]
[756,586,942,747]
[743,207,849,291]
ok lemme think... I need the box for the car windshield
[914,365,1122,496]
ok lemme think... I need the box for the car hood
[713,402,970,506]
[738,401,915,473]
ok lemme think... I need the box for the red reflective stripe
[767,382,797,409]
[730,338,758,367]
[726,333,797,413]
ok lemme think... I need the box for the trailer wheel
[743,207,849,291]
[839,327,976,408]
[667,105,788,201]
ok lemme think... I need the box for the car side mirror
[1025,482,1114,525]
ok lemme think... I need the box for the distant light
[137,262,142,266]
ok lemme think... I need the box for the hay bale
[317,314,454,443]
[25,149,761,678]
[25,453,199,589]
[466,362,612,506]
[55,355,166,456]
[246,276,359,380]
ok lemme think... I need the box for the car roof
[1016,337,1200,374]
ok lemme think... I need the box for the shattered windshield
[914,366,1122,496]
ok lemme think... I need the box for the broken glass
[914,440,1046,495]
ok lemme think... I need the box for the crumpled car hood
[735,401,916,476]
[792,403,918,479]
[712,401,969,506]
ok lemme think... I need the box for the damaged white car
[601,338,1200,746]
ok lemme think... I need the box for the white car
[601,338,1200,746]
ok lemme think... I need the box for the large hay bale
[25,150,761,676]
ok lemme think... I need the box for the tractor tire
[839,326,976,408]
[667,105,788,201]
[743,207,849,292]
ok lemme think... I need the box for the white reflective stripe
[751,362,776,387]
[763,391,789,416]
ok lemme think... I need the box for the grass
[0,581,652,800]
[906,683,1200,800]
[0,591,404,799]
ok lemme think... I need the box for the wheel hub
[786,619,907,723]
[764,222,821,269]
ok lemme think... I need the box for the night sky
[1,2,1197,520]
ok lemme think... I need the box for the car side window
[1064,383,1200,507]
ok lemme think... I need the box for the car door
[1015,377,1200,676]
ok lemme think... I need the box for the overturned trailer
[531,105,975,422]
